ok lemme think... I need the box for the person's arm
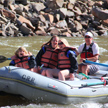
[85,54,99,62]
[35,47,46,66]
[75,50,79,56]
[76,43,84,57]
[24,51,32,56]
[67,50,78,73]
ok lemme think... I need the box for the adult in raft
[76,32,100,76]
[46,38,78,81]
[35,35,59,75]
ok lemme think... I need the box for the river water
[0,36,108,108]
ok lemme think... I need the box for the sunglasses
[58,42,64,45]
[85,36,91,38]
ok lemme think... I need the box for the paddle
[79,73,90,79]
[79,78,108,89]
[84,60,108,67]
[79,81,107,89]
[0,55,11,63]
[76,71,108,80]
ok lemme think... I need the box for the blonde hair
[60,38,70,47]
[15,47,28,56]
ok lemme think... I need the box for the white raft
[0,66,108,104]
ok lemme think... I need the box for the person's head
[84,32,93,45]
[15,47,28,57]
[43,35,59,49]
[58,38,70,49]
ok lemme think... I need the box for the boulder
[56,20,67,28]
[35,30,46,36]
[62,32,72,37]
[68,0,76,4]
[43,13,54,23]
[66,10,75,17]
[31,2,45,13]
[92,7,108,20]
[67,3,74,10]
[1,9,16,21]
[46,0,64,9]
[50,28,60,35]
[19,23,31,35]
[74,20,83,31]
[58,8,67,19]
[17,15,35,30]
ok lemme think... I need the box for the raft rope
[101,77,106,86]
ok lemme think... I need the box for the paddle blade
[0,55,11,63]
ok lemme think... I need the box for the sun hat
[85,32,93,38]
[60,38,70,47]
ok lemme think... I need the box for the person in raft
[9,47,36,71]
[45,38,78,81]
[35,35,59,75]
[76,32,100,76]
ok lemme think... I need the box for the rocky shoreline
[0,0,108,37]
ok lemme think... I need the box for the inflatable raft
[0,66,108,105]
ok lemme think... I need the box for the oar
[79,73,90,79]
[76,73,108,80]
[0,55,11,63]
[79,80,108,89]
[84,60,108,67]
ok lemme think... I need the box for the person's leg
[81,65,89,75]
[70,73,75,81]
[58,69,70,81]
[46,69,60,78]
[34,67,47,75]
[33,67,39,73]
[77,65,82,73]
[88,65,99,75]
[41,70,46,76]
[41,67,48,76]
[30,68,34,72]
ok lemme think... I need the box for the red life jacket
[41,46,58,68]
[80,43,94,58]
[14,56,30,70]
[58,47,75,69]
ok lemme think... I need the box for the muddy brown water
[0,36,108,108]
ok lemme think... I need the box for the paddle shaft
[79,80,108,89]
[7,58,11,60]
[79,73,90,79]
[84,60,108,67]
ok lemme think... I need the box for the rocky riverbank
[0,0,108,37]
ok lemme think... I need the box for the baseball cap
[85,32,93,38]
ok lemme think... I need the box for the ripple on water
[0,36,108,108]
[0,102,107,108]
[74,102,103,108]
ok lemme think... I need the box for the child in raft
[9,47,36,71]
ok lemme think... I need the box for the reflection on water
[0,36,108,108]
[0,92,29,107]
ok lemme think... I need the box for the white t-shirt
[78,42,99,55]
